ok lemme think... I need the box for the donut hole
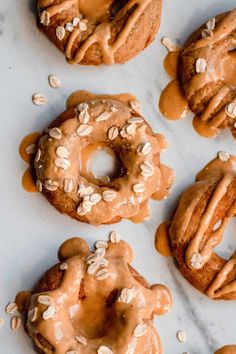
[213,218,236,260]
[81,143,124,185]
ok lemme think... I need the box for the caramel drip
[155,222,173,257]
[163,51,179,79]
[215,345,236,354]
[26,238,172,354]
[151,164,175,200]
[128,202,150,223]
[38,0,152,65]
[185,173,234,269]
[66,90,137,109]
[22,167,38,193]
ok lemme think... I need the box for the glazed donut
[178,8,236,138]
[37,0,162,65]
[19,237,172,354]
[34,95,174,225]
[169,154,236,300]
[215,346,236,354]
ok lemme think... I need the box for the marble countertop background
[0,0,235,353]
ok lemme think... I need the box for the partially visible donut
[20,237,172,354]
[37,0,162,65]
[33,95,174,225]
[178,8,236,138]
[215,346,236,354]
[169,154,236,300]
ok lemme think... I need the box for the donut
[37,0,162,65]
[18,236,172,354]
[34,95,174,225]
[178,8,236,138]
[215,346,236,354]
[169,153,236,300]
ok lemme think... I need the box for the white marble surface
[0,0,236,353]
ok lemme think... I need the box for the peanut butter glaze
[215,345,236,354]
[160,9,236,138]
[23,237,172,354]
[37,0,160,65]
[155,222,172,257]
[169,154,236,300]
[33,92,174,225]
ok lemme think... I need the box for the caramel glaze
[159,9,236,138]
[19,132,41,192]
[38,0,155,65]
[19,237,172,354]
[215,345,236,354]
[169,155,236,300]
[155,222,173,257]
[34,91,174,225]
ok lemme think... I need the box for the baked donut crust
[178,8,236,138]
[34,95,174,225]
[37,0,162,65]
[169,155,236,300]
[20,237,172,354]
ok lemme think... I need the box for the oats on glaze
[109,231,120,244]
[77,124,93,137]
[75,335,87,345]
[137,142,152,156]
[79,110,90,124]
[102,190,117,202]
[129,100,141,113]
[66,351,76,354]
[206,17,216,31]
[195,58,206,73]
[133,322,148,338]
[28,308,38,322]
[190,252,202,269]
[56,26,65,40]
[60,262,68,270]
[218,151,230,162]
[72,17,81,27]
[140,161,154,177]
[202,28,213,39]
[45,180,58,191]
[98,346,113,354]
[176,330,186,343]
[56,146,69,159]
[49,127,62,140]
[79,21,87,31]
[161,37,179,52]
[48,74,61,89]
[95,247,106,259]
[90,193,102,205]
[64,178,73,193]
[78,184,94,197]
[25,144,36,155]
[127,117,144,124]
[225,102,236,118]
[35,148,41,163]
[38,295,52,306]
[95,240,108,249]
[96,268,110,281]
[42,305,56,320]
[5,302,18,315]
[77,102,89,112]
[32,93,47,106]
[108,126,119,140]
[11,316,22,331]
[95,111,111,122]
[65,22,74,32]
[87,261,99,275]
[118,287,138,303]
[55,157,70,170]
[40,11,50,26]
[133,183,145,194]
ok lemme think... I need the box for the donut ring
[37,0,162,65]
[179,8,236,138]
[34,96,173,225]
[169,154,236,300]
[22,237,172,354]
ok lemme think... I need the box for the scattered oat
[95,240,108,249]
[128,117,144,124]
[11,316,22,331]
[118,287,139,303]
[81,199,93,213]
[64,178,73,193]
[45,180,58,191]
[97,258,109,266]
[25,144,36,155]
[95,247,106,259]
[36,179,43,192]
[42,305,56,320]
[5,302,18,315]
[79,110,90,124]
[40,11,50,26]
[133,183,145,194]
[75,335,87,345]
[177,330,186,343]
[32,93,47,106]
[137,142,152,155]
[161,37,179,52]
[130,100,141,113]
[95,111,111,122]
[77,124,93,137]
[190,252,202,269]
[109,231,120,244]
[65,22,74,32]
[56,26,66,40]
[77,204,88,216]
[79,21,87,31]
[218,151,230,162]
[48,74,61,89]
[35,148,41,163]
[55,157,70,170]
[140,161,154,177]
[49,127,62,140]
[77,103,89,112]
[72,17,81,27]
[110,105,117,112]
[78,184,94,197]
[28,308,38,322]
[56,146,69,159]
[60,262,68,270]
[195,58,206,73]
[96,268,110,281]
[87,261,99,275]
[133,322,148,338]
[98,346,113,354]
[38,295,52,306]
[202,28,213,39]
[108,126,119,140]
[225,102,236,118]
[90,193,102,205]
[102,190,117,202]
[206,17,216,31]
